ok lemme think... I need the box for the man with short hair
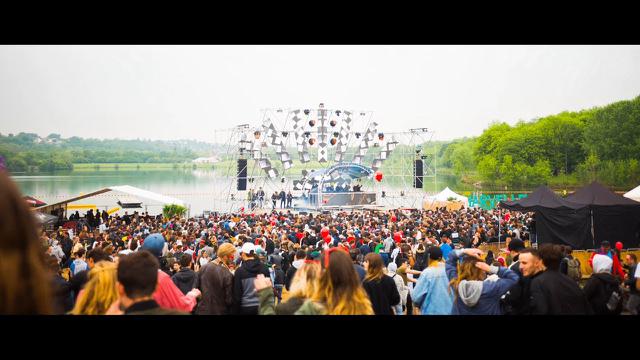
[529,244,592,315]
[172,254,197,295]
[233,242,270,315]
[108,251,187,315]
[70,248,88,278]
[624,253,639,315]
[412,246,453,315]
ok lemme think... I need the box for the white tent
[426,187,469,206]
[36,185,186,214]
[624,184,640,202]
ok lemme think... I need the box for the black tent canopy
[500,186,592,249]
[565,182,640,249]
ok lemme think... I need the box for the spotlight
[330,120,337,127]
[304,109,310,115]
[309,119,316,127]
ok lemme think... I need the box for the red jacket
[153,270,197,312]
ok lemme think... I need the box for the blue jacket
[411,262,454,315]
[445,249,518,315]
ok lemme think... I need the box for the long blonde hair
[71,261,118,315]
[288,262,321,299]
[311,250,373,315]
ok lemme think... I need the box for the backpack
[599,278,622,314]
[606,287,622,313]
[566,258,582,282]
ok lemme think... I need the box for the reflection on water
[12,169,463,215]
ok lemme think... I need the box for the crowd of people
[2,169,639,315]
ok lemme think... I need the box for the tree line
[437,95,640,189]
[0,133,212,172]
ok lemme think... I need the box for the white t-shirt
[635,264,640,279]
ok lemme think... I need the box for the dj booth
[309,192,377,207]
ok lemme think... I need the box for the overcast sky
[1,45,639,143]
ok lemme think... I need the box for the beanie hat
[140,233,165,257]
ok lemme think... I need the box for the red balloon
[320,227,330,237]
[374,171,383,182]
[391,216,397,222]
[393,232,402,243]
[324,234,332,244]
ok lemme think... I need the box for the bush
[163,204,187,219]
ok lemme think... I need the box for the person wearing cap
[232,242,270,315]
[140,233,200,313]
[195,243,236,315]
[589,241,625,281]
[411,246,453,315]
[506,238,526,277]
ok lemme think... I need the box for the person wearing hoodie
[387,262,407,315]
[446,248,519,315]
[588,241,625,281]
[172,254,197,295]
[583,254,623,315]
[285,250,307,291]
[412,246,454,315]
[233,242,270,315]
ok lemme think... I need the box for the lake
[13,169,466,216]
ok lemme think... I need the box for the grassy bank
[72,163,216,171]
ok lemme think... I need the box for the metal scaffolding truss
[212,104,437,212]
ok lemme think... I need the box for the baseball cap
[141,233,165,257]
[241,242,256,254]
[508,239,525,252]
